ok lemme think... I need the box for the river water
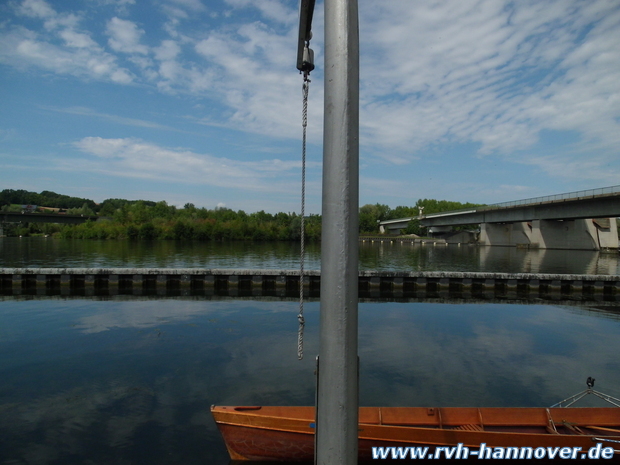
[1,238,620,464]
[2,237,619,274]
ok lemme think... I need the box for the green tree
[126,224,139,239]
[152,201,173,219]
[130,201,150,224]
[67,202,95,216]
[173,220,195,240]
[289,216,301,240]
[403,219,421,235]
[391,205,416,219]
[139,222,157,240]
[114,204,131,224]
[359,203,391,234]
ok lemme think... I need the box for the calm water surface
[1,238,619,464]
[1,237,619,274]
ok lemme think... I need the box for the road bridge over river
[0,211,98,236]
[380,185,620,250]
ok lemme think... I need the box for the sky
[0,0,619,214]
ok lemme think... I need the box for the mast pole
[316,0,359,463]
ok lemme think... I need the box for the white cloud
[2,0,619,189]
[58,29,98,48]
[98,0,136,12]
[358,0,620,162]
[154,39,180,61]
[169,0,206,13]
[17,0,55,19]
[0,1,135,83]
[105,17,148,54]
[161,5,189,22]
[17,0,79,31]
[191,17,318,141]
[151,39,183,88]
[520,153,620,184]
[71,137,304,192]
[0,27,133,83]
[224,0,297,25]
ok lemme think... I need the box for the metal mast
[316,0,360,463]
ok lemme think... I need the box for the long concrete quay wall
[1,268,619,302]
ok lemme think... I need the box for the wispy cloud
[46,106,182,132]
[520,153,620,184]
[359,1,620,162]
[17,0,57,20]
[224,0,297,25]
[69,136,305,193]
[0,0,134,83]
[1,0,619,203]
[105,17,148,55]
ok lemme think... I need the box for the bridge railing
[486,184,620,209]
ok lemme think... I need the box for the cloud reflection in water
[1,298,619,464]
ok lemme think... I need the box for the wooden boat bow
[211,405,620,461]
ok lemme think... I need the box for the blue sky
[1,0,619,214]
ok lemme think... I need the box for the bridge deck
[1,268,619,302]
[0,212,98,224]
[380,185,620,229]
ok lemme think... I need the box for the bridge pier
[478,222,532,247]
[530,219,619,250]
[479,218,618,250]
[594,218,620,249]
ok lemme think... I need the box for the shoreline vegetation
[1,189,484,240]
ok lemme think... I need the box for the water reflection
[2,237,619,274]
[477,246,620,275]
[0,238,322,270]
[1,298,620,464]
[359,241,620,274]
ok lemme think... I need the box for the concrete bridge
[0,212,98,236]
[379,185,620,250]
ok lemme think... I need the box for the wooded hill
[1,189,482,239]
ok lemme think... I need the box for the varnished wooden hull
[211,405,620,461]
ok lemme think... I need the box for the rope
[297,76,309,360]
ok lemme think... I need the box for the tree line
[1,189,483,239]
[0,189,97,212]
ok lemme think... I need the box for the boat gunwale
[212,406,620,445]
[211,405,620,428]
[214,419,620,442]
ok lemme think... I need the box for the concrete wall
[2,268,619,301]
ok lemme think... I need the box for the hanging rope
[297,74,310,360]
